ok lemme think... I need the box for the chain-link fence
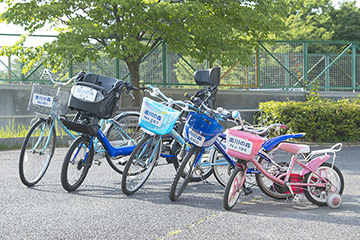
[1,39,360,92]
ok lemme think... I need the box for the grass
[0,120,30,138]
[0,119,76,150]
[0,119,74,138]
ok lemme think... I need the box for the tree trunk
[126,61,141,107]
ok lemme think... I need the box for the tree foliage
[0,0,287,106]
[284,0,360,42]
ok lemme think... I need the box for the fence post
[352,43,356,92]
[162,42,167,86]
[7,56,11,80]
[303,41,308,89]
[325,54,329,91]
[256,45,259,88]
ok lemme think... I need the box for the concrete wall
[1,84,359,129]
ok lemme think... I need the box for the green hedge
[258,97,360,143]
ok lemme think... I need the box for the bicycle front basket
[183,112,223,147]
[139,97,181,135]
[226,129,265,161]
[28,84,70,116]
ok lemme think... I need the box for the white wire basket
[28,84,70,116]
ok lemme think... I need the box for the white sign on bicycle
[226,135,253,155]
[141,109,164,128]
[32,93,54,108]
[188,128,205,147]
[72,85,97,102]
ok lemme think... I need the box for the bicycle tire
[211,138,232,187]
[169,146,201,201]
[19,118,56,186]
[167,137,213,182]
[121,134,159,195]
[303,162,344,206]
[255,149,308,200]
[104,112,143,174]
[61,136,94,192]
[223,165,246,210]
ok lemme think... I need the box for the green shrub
[259,97,360,143]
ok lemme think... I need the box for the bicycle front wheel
[223,165,246,210]
[121,134,160,195]
[19,118,56,186]
[104,112,143,174]
[169,146,201,201]
[61,136,94,192]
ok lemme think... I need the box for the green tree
[0,0,287,106]
[284,0,333,42]
[324,1,360,41]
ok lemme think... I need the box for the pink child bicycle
[223,111,344,210]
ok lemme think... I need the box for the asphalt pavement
[1,146,359,239]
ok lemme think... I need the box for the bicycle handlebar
[146,84,199,112]
[183,91,287,135]
[231,110,287,135]
[41,69,77,86]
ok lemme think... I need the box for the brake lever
[128,92,135,99]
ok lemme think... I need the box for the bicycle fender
[300,155,330,176]
[261,133,305,151]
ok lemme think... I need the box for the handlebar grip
[132,86,138,91]
[184,92,194,100]
[147,84,154,90]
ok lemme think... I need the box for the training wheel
[327,193,342,209]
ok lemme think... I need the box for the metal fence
[1,35,360,92]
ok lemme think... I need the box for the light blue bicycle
[19,69,142,187]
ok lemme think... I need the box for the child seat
[68,73,126,119]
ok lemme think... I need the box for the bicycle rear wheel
[211,146,232,187]
[223,165,246,210]
[121,134,159,195]
[303,162,344,206]
[169,146,201,201]
[19,118,56,186]
[255,147,306,200]
[61,136,94,192]
[104,112,143,174]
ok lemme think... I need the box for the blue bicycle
[59,72,140,191]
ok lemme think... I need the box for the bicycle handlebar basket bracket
[183,112,223,147]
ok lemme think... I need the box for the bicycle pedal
[243,187,253,196]
[292,194,301,203]
[94,160,101,166]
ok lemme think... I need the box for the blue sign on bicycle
[226,135,253,155]
[32,93,54,108]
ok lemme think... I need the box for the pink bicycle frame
[250,143,336,195]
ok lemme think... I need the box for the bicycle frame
[96,128,136,158]
[250,146,339,195]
